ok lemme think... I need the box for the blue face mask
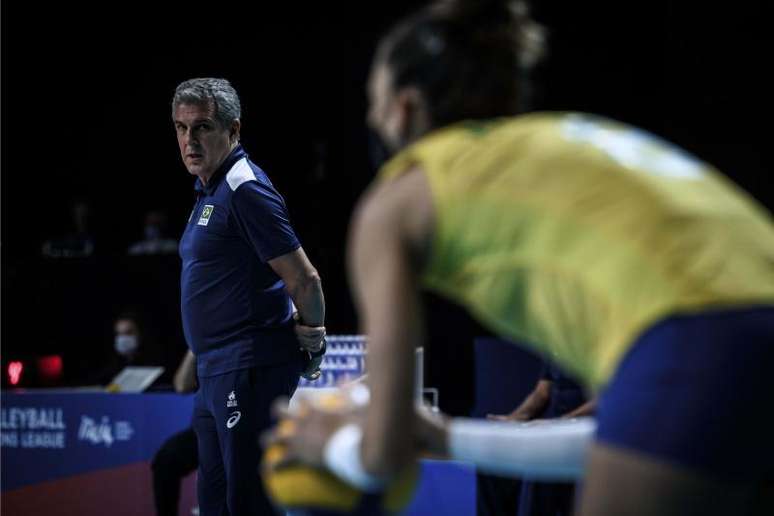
[114,335,138,356]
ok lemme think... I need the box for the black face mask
[366,128,393,177]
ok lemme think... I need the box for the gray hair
[171,78,241,129]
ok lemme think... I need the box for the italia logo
[197,205,214,226]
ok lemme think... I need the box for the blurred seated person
[82,310,168,388]
[41,198,94,258]
[489,363,596,423]
[152,350,199,516]
[128,210,179,256]
[478,363,595,516]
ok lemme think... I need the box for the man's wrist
[293,311,324,328]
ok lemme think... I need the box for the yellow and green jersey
[378,113,774,389]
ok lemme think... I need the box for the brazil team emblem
[198,205,215,226]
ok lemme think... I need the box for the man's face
[173,102,235,182]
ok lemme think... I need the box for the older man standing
[173,77,326,515]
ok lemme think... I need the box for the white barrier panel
[296,335,425,404]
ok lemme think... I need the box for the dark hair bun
[431,0,545,67]
[376,0,546,127]
[432,0,515,26]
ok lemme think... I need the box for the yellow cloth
[379,113,774,388]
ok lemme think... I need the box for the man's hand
[486,409,533,422]
[301,337,326,381]
[293,313,326,353]
[487,379,552,422]
[560,398,596,419]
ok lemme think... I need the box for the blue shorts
[596,306,774,481]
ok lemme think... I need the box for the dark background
[2,2,771,410]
